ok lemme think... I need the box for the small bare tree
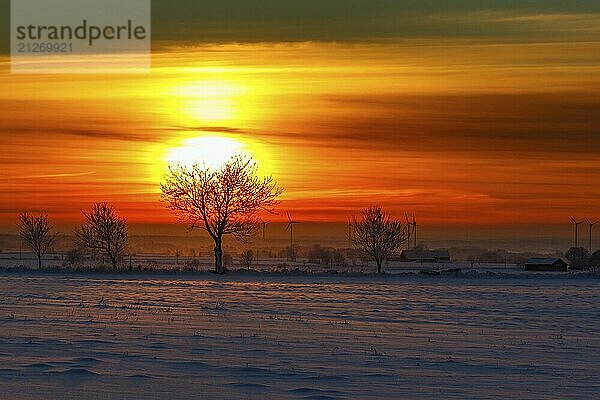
[75,202,128,269]
[240,249,254,270]
[17,213,57,269]
[350,206,407,273]
[161,155,282,274]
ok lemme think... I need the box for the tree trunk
[38,255,42,270]
[214,237,224,274]
[376,259,382,274]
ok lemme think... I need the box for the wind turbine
[570,216,584,248]
[285,212,300,248]
[404,211,412,250]
[586,218,598,251]
[347,218,353,247]
[260,219,270,240]
[412,213,418,249]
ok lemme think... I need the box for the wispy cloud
[7,171,97,180]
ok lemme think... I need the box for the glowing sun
[165,135,249,170]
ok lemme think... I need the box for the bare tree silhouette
[590,250,600,272]
[161,155,282,274]
[75,202,128,269]
[565,246,590,270]
[350,206,408,273]
[17,212,57,269]
[240,249,254,270]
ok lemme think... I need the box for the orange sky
[1,37,599,228]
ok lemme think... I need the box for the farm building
[524,257,568,271]
[396,249,451,263]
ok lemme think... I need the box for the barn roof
[525,257,565,265]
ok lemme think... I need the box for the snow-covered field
[0,272,598,399]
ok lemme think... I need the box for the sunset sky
[0,1,599,233]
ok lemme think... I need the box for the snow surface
[0,272,599,399]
